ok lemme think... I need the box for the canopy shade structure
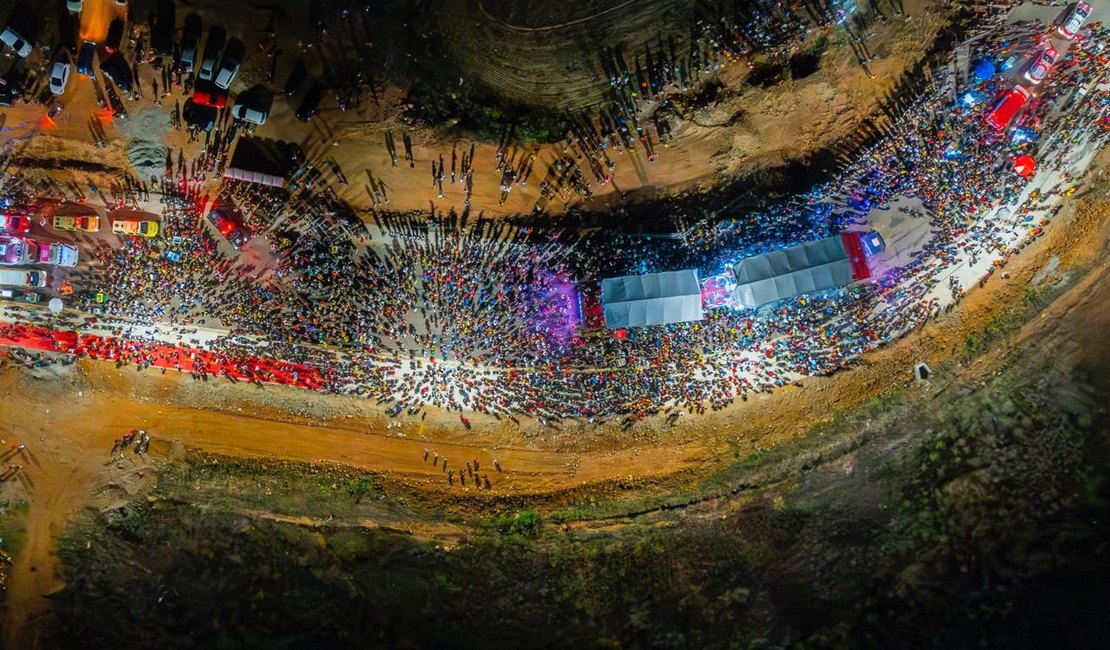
[974,59,997,82]
[223,138,299,189]
[732,235,854,310]
[1013,154,1036,178]
[601,269,704,329]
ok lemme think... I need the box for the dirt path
[0,391,137,649]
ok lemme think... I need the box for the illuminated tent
[732,235,853,309]
[601,269,704,328]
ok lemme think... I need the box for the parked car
[0,287,41,303]
[38,241,78,266]
[0,234,34,264]
[284,60,307,97]
[214,56,240,89]
[0,268,47,287]
[198,25,226,82]
[53,215,99,232]
[207,204,250,250]
[0,27,32,58]
[231,100,268,125]
[214,38,244,89]
[111,219,159,237]
[1057,1,1092,39]
[77,41,96,78]
[180,13,202,73]
[296,81,324,122]
[151,1,174,57]
[1024,46,1059,85]
[193,83,228,108]
[183,98,217,131]
[0,214,31,232]
[105,82,127,118]
[49,60,72,95]
[99,51,133,93]
[106,18,124,53]
[984,85,1031,132]
[0,82,17,107]
[66,1,83,12]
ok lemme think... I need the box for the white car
[1058,1,1092,39]
[1023,46,1059,85]
[49,61,72,95]
[231,102,268,125]
[0,27,32,58]
[66,0,82,12]
[198,53,218,81]
[214,57,240,89]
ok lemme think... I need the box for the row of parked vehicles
[0,233,76,295]
[0,218,57,297]
[0,206,162,296]
[983,2,1091,133]
[4,1,328,125]
[182,13,324,125]
[175,14,274,128]
[51,214,159,237]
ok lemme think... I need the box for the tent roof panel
[600,269,704,328]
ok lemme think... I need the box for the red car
[206,207,250,250]
[0,214,31,232]
[985,86,1031,132]
[193,87,228,109]
[1023,46,1059,84]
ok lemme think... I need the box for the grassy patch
[0,514,28,561]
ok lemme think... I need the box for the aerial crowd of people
[1,11,1108,430]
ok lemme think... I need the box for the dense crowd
[5,16,1110,427]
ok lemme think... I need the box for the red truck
[984,85,1031,132]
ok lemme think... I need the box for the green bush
[494,508,542,537]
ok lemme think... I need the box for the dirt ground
[1,0,944,220]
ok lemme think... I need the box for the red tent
[1013,154,1036,178]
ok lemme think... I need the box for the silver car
[231,102,268,125]
[214,57,240,89]
[0,27,32,58]
[50,60,72,95]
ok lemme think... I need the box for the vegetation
[404,78,572,144]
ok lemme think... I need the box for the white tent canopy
[601,269,704,329]
[223,167,285,188]
[732,236,851,309]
